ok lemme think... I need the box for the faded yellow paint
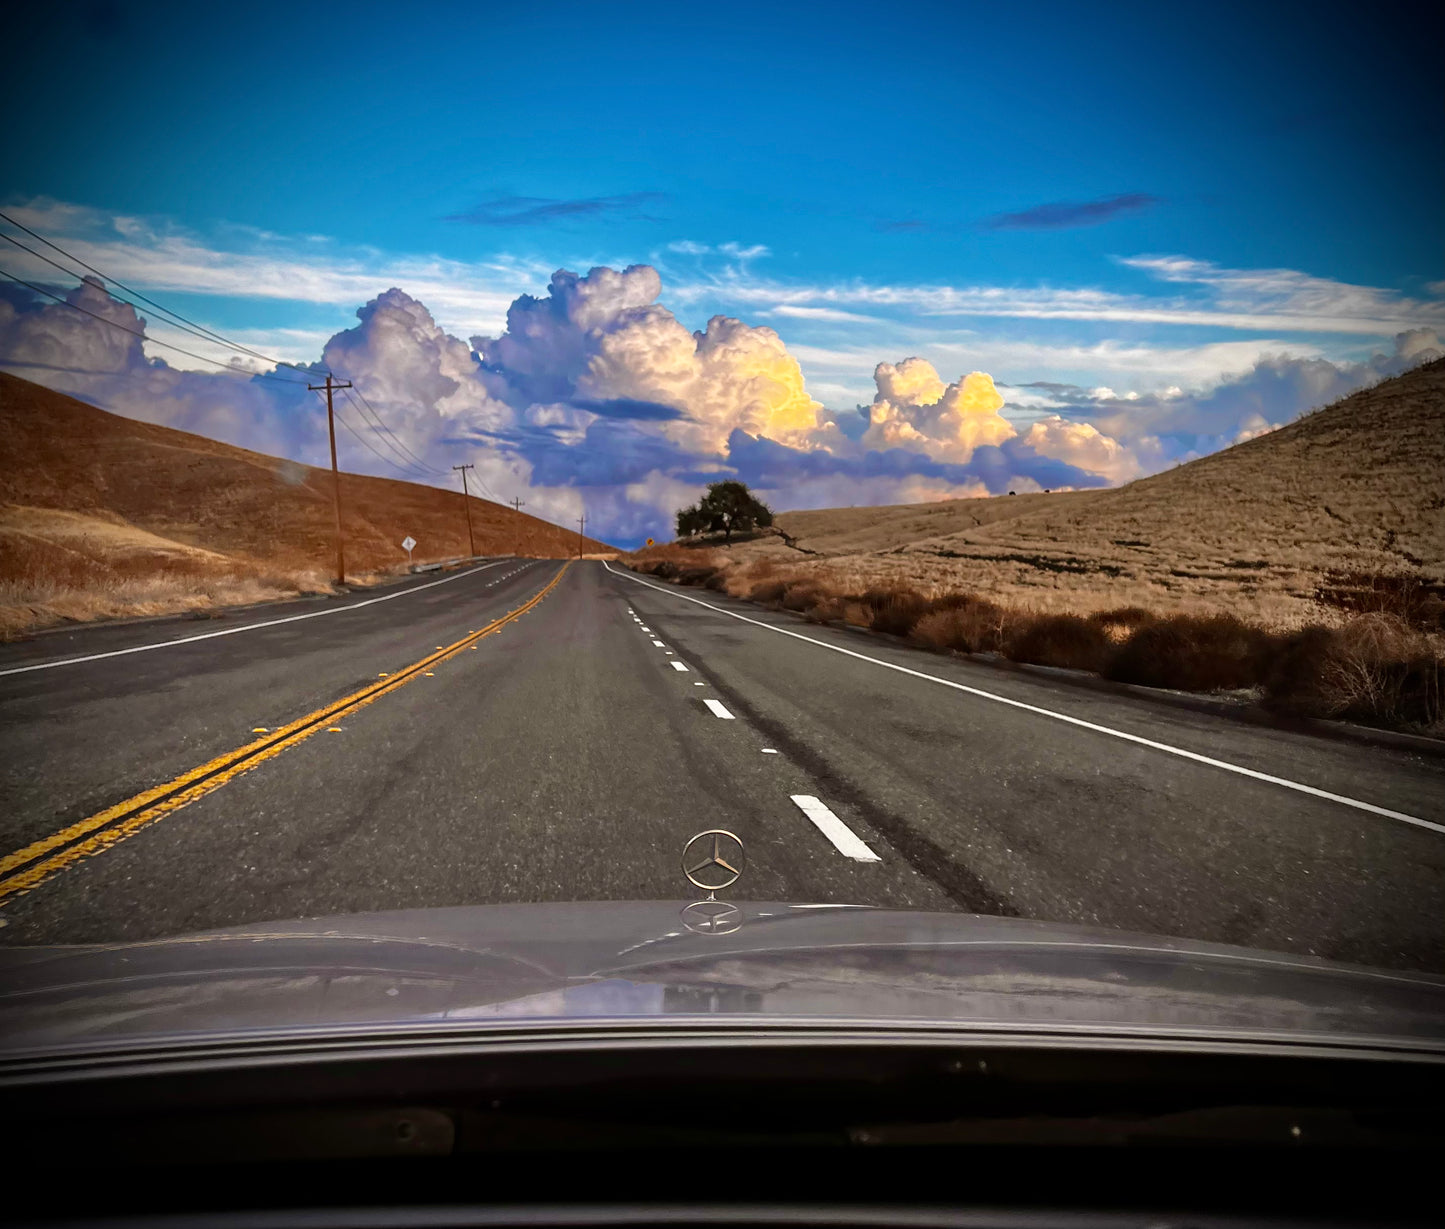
[0,562,571,906]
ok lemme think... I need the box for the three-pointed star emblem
[681,829,745,892]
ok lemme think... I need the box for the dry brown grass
[0,568,332,640]
[0,508,340,637]
[0,373,613,636]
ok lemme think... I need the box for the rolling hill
[689,356,1445,626]
[0,372,611,634]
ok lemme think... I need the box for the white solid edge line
[602,561,1444,837]
[670,661,690,671]
[703,698,735,719]
[792,794,882,862]
[0,560,515,678]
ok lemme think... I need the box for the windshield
[1,0,1442,1043]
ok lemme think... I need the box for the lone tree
[676,481,774,544]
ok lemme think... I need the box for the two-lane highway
[1,559,1442,973]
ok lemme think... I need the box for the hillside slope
[731,357,1445,623]
[0,372,610,633]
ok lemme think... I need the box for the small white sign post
[401,535,416,567]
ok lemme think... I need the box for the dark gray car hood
[1,902,1442,1056]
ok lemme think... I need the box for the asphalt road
[1,558,1443,972]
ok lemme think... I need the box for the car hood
[1,902,1442,1055]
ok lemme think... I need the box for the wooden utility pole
[308,373,352,585]
[510,497,526,514]
[576,513,586,559]
[453,463,477,558]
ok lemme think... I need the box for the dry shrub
[748,578,790,605]
[1005,613,1112,672]
[1088,606,1157,630]
[780,580,826,612]
[861,586,931,637]
[1105,612,1277,692]
[909,598,1009,654]
[803,597,844,624]
[1264,614,1444,729]
[676,565,719,586]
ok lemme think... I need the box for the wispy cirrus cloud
[763,304,882,324]
[665,239,770,260]
[670,255,1445,336]
[983,192,1161,230]
[444,192,665,226]
[0,198,548,338]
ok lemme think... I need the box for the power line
[338,390,435,479]
[3,263,457,487]
[0,209,317,381]
[0,266,314,386]
[0,214,463,485]
[1,216,516,499]
[327,395,438,479]
[341,386,446,477]
[0,230,317,385]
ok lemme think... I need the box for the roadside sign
[646,537,655,546]
[402,535,416,566]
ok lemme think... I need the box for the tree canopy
[675,481,774,543]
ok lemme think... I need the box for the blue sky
[2,0,1442,544]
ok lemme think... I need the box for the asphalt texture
[1,558,1442,972]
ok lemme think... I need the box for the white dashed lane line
[652,639,666,647]
[791,795,881,862]
[632,601,877,865]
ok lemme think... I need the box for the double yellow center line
[0,561,571,906]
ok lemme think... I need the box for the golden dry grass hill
[0,372,611,635]
[712,356,1445,627]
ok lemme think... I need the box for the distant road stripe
[791,794,882,862]
[0,563,571,905]
[603,561,1444,838]
[670,661,689,672]
[703,699,735,719]
[652,639,666,647]
[0,560,511,678]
